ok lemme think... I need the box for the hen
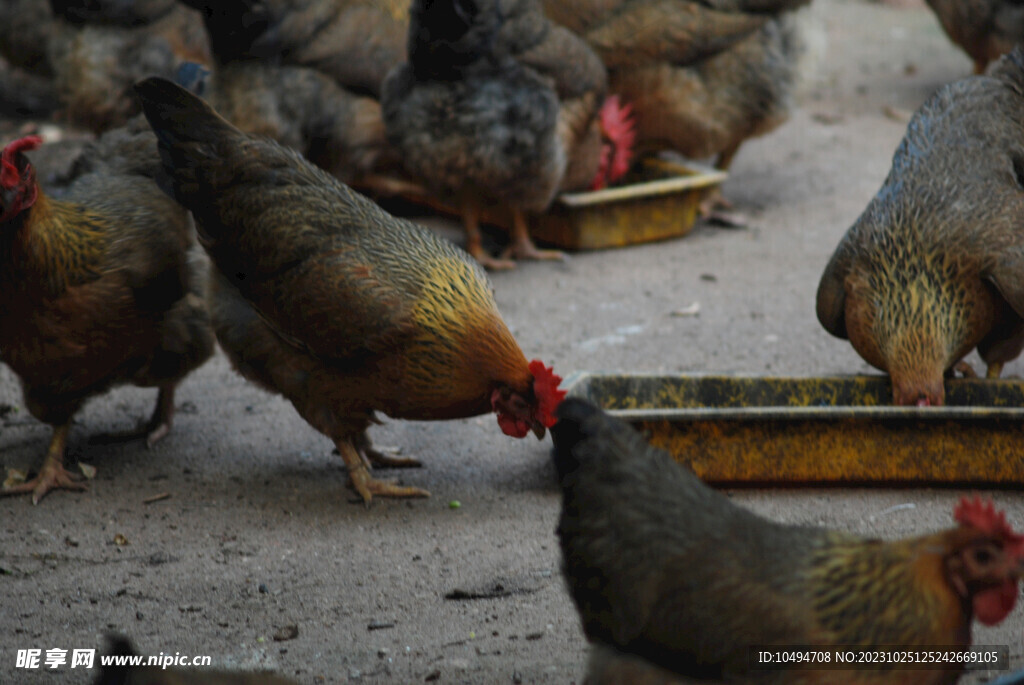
[925,0,1024,75]
[542,0,810,212]
[178,0,387,182]
[0,124,215,504]
[817,48,1024,407]
[0,0,208,132]
[381,0,633,269]
[135,77,566,503]
[552,398,1024,685]
[186,0,409,99]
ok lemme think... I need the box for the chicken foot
[499,210,565,263]
[145,383,177,447]
[89,383,178,447]
[1,424,86,504]
[699,142,750,227]
[336,438,430,504]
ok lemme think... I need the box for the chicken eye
[971,547,995,566]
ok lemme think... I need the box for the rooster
[381,0,634,269]
[817,48,1024,406]
[0,125,214,504]
[552,398,1024,685]
[135,77,566,503]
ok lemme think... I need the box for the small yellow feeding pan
[531,159,727,250]
[563,372,1024,486]
[361,158,726,251]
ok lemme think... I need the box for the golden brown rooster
[553,399,1024,685]
[381,0,634,269]
[0,125,214,504]
[135,77,566,504]
[817,48,1024,407]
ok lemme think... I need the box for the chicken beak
[531,422,546,440]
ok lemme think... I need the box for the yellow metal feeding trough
[563,372,1024,486]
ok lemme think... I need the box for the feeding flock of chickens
[2,0,1024,683]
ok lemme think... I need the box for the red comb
[601,96,635,182]
[529,359,566,428]
[954,495,1024,557]
[1,136,42,190]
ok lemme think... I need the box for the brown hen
[0,122,214,504]
[542,0,810,212]
[925,0,1024,75]
[817,48,1024,406]
[135,77,565,504]
[553,399,1024,685]
[179,0,387,182]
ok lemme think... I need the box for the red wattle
[973,581,1019,626]
[497,412,530,438]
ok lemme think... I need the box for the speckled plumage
[136,77,541,502]
[817,49,1024,406]
[381,0,607,266]
[553,399,1022,685]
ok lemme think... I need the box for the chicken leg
[499,209,565,262]
[336,438,429,504]
[1,424,86,504]
[462,200,516,271]
[145,383,177,447]
[699,142,747,226]
[353,431,421,469]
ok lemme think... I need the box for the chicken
[134,76,566,503]
[816,48,1024,407]
[924,0,1024,75]
[0,0,57,79]
[94,636,300,685]
[0,56,58,119]
[188,0,409,99]
[178,0,387,182]
[541,0,810,213]
[552,398,1024,685]
[0,123,215,504]
[45,0,210,133]
[381,0,634,269]
[0,0,209,133]
[51,0,187,27]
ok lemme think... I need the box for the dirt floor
[2,0,1023,683]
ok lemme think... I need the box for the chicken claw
[337,439,429,504]
[499,241,565,262]
[500,210,565,263]
[1,425,86,504]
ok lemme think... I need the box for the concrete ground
[1,0,1022,682]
